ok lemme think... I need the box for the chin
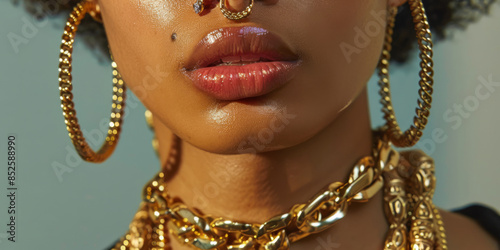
[175,103,337,156]
[173,109,308,155]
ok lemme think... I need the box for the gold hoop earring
[378,0,434,148]
[59,1,126,163]
[220,0,254,20]
[145,110,159,156]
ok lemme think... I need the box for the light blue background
[1,2,499,249]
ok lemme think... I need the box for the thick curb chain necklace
[112,129,447,250]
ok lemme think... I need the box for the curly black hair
[12,0,498,63]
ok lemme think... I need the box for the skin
[93,0,497,249]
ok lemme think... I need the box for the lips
[183,26,301,101]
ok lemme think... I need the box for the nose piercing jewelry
[193,0,254,20]
[193,0,205,14]
[220,0,254,20]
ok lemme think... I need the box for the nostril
[222,0,253,12]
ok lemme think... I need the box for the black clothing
[453,203,500,248]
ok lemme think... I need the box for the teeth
[218,55,265,65]
[221,56,241,63]
[240,54,261,62]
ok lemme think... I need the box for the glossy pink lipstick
[183,26,301,101]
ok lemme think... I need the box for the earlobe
[388,0,407,7]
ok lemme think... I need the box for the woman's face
[98,0,392,154]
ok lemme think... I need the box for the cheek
[99,0,186,107]
[99,0,210,135]
[278,0,387,125]
[293,0,387,90]
[99,0,243,151]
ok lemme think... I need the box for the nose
[223,0,278,12]
[224,0,252,12]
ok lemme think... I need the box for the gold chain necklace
[111,128,447,250]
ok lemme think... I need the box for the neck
[152,88,387,248]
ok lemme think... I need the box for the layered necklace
[111,128,447,250]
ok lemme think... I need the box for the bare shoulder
[439,209,498,250]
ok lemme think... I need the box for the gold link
[192,237,226,250]
[295,190,332,227]
[175,206,211,232]
[336,168,373,202]
[348,156,375,183]
[353,177,383,201]
[297,202,348,234]
[227,238,255,250]
[167,220,193,237]
[262,230,289,250]
[256,214,291,239]
[211,219,257,236]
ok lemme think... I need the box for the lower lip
[185,61,300,101]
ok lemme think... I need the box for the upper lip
[184,26,299,71]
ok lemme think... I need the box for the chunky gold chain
[59,1,126,162]
[115,130,393,249]
[112,128,447,250]
[378,0,434,147]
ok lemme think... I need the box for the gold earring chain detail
[378,0,434,148]
[59,1,126,162]
[220,0,254,20]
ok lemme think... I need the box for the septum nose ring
[193,0,254,20]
